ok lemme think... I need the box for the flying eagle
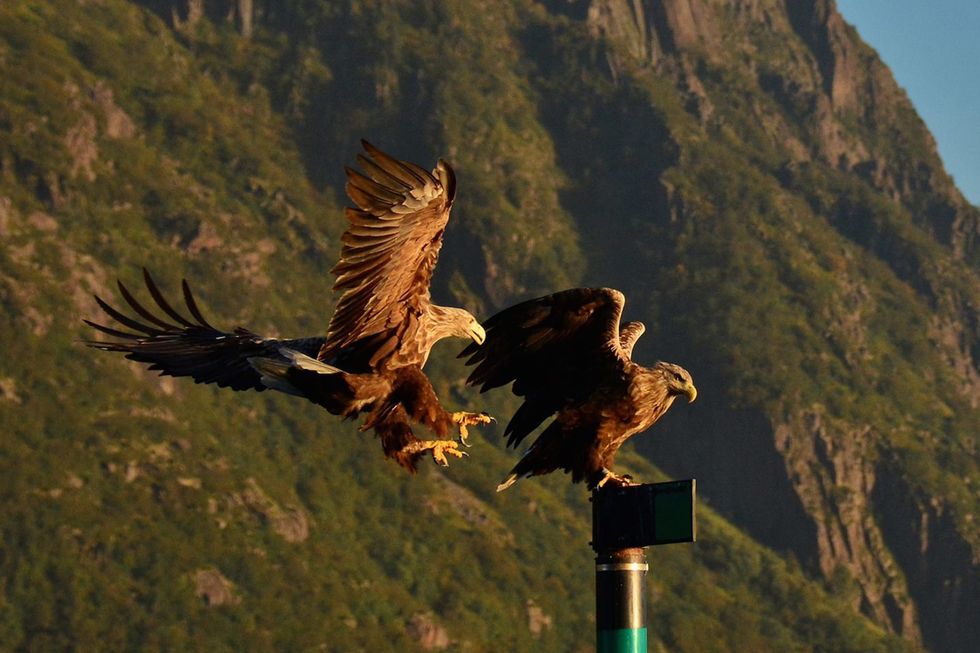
[85,141,491,471]
[460,287,696,490]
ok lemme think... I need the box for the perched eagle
[461,287,696,490]
[85,141,491,471]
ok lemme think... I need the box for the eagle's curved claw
[596,469,637,488]
[431,440,468,467]
[401,439,468,467]
[451,411,494,447]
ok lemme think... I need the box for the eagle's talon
[399,439,468,467]
[596,469,636,488]
[451,410,494,445]
[451,410,494,426]
[433,441,468,466]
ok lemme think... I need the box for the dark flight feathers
[85,141,488,475]
[83,269,324,392]
[461,288,629,448]
[462,287,696,489]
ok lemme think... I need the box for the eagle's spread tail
[247,348,367,413]
[497,419,600,491]
[247,355,305,397]
[248,349,342,386]
[278,348,343,375]
[248,349,306,397]
[496,473,519,493]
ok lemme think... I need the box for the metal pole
[591,480,695,652]
[595,546,648,653]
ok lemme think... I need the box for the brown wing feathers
[619,321,645,359]
[462,288,626,392]
[320,141,455,363]
[462,288,629,447]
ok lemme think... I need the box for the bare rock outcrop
[167,0,258,37]
[526,598,553,637]
[875,463,980,652]
[192,568,240,606]
[90,81,136,140]
[775,409,921,641]
[232,478,311,543]
[407,612,450,650]
[589,0,978,263]
[426,474,515,546]
[64,111,98,182]
[0,377,21,405]
[593,2,980,649]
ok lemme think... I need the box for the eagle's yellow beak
[469,322,486,345]
[684,383,698,403]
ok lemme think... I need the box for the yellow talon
[450,411,494,446]
[596,470,635,488]
[432,440,467,466]
[401,439,468,467]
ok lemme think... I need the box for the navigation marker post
[591,480,697,653]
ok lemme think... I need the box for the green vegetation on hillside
[2,0,977,651]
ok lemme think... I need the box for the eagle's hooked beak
[684,383,698,404]
[469,321,486,345]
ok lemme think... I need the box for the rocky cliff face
[2,1,976,650]
[592,0,978,255]
[145,0,258,36]
[875,457,980,653]
[774,409,919,639]
[585,0,979,650]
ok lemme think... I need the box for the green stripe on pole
[597,627,647,652]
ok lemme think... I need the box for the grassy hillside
[2,0,976,651]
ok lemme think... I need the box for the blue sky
[836,1,979,206]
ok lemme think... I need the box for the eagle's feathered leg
[370,406,432,472]
[253,356,483,470]
[382,366,492,447]
[354,405,465,471]
[355,366,483,469]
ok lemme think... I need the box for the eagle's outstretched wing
[619,321,646,358]
[319,140,456,366]
[83,269,323,391]
[460,288,633,448]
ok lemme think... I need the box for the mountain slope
[1,0,976,651]
[564,2,980,649]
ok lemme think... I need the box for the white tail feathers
[247,348,342,397]
[247,355,303,396]
[248,356,288,379]
[278,348,342,374]
[496,473,519,493]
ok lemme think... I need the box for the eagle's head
[462,312,486,345]
[657,362,697,403]
[431,305,486,345]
